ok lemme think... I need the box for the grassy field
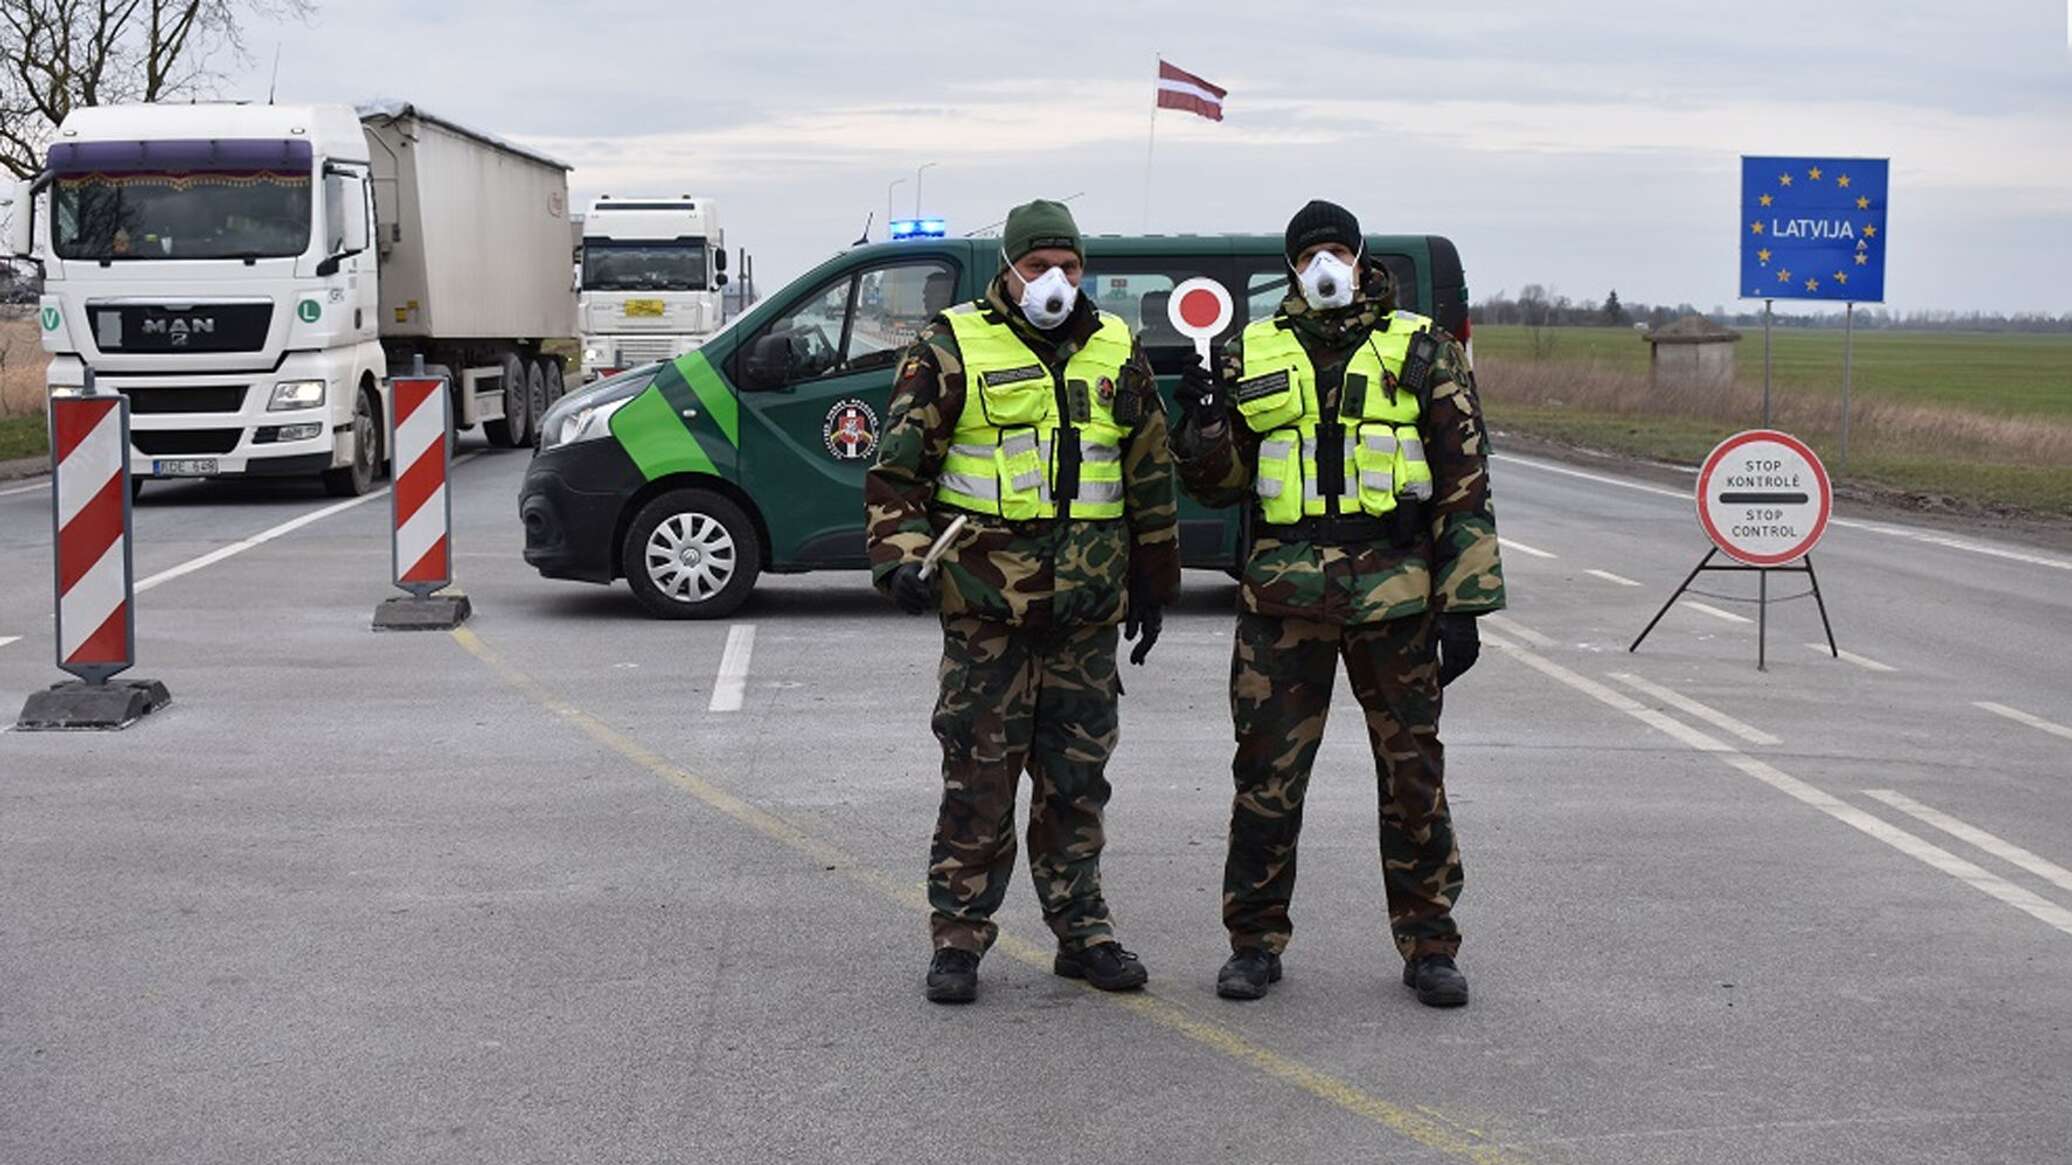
[1473,324,2072,515]
[1472,325,2072,420]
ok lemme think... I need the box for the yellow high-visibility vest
[935,305,1133,521]
[1234,310,1436,526]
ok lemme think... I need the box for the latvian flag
[1156,60,1226,122]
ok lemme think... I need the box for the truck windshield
[47,138,314,261]
[583,241,708,292]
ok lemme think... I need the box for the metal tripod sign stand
[1630,429,1840,670]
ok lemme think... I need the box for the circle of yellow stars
[1750,164,1881,291]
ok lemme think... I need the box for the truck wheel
[622,488,760,620]
[524,360,550,447]
[322,386,380,497]
[542,358,565,406]
[485,352,530,447]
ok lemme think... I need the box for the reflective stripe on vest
[1235,311,1436,525]
[935,305,1133,520]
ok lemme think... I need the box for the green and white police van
[519,233,1471,618]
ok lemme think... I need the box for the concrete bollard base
[15,679,172,731]
[372,593,472,632]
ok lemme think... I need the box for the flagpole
[1142,52,1159,232]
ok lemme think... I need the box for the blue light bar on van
[890,217,947,240]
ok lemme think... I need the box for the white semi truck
[578,194,728,381]
[9,100,578,496]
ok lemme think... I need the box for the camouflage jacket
[1170,269,1505,625]
[865,275,1182,628]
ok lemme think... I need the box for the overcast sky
[223,0,2071,314]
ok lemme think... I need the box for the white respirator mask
[1297,247,1360,311]
[1006,251,1079,330]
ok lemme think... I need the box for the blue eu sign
[1740,156,1888,303]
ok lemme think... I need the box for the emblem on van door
[823,398,879,462]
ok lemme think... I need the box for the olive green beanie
[1001,199,1082,262]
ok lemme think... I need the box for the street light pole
[915,162,938,217]
[885,178,906,241]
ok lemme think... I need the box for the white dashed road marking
[1680,600,1752,625]
[709,624,757,713]
[1586,569,1641,587]
[1484,630,2072,940]
[1806,643,1896,672]
[1498,537,1557,559]
[1864,790,2072,895]
[1610,672,1781,746]
[1482,613,1554,649]
[1974,701,2072,743]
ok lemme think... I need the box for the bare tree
[1518,283,1559,361]
[0,0,312,179]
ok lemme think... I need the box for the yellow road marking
[448,625,1524,1163]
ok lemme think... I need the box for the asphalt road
[3,438,2069,1164]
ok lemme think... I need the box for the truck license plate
[623,299,665,318]
[152,458,218,476]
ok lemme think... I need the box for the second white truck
[578,194,729,381]
[12,99,578,496]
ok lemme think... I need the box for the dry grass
[0,311,48,418]
[1477,354,2072,469]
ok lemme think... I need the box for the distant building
[1643,314,1741,391]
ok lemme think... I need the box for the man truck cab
[579,195,729,381]
[521,233,1470,618]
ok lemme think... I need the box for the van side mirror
[743,333,799,390]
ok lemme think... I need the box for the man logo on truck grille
[824,399,879,462]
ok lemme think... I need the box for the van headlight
[543,395,631,450]
[268,379,326,411]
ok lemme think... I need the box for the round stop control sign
[1166,277,1233,362]
[1696,429,1833,566]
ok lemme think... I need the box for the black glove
[1434,613,1481,688]
[887,563,934,616]
[1124,576,1163,666]
[1177,355,1227,431]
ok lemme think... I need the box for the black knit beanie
[1283,200,1362,267]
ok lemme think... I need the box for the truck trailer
[9,100,578,496]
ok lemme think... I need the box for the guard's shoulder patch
[1235,369,1290,404]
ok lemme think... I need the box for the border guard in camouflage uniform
[866,200,1182,1005]
[1170,200,1505,1007]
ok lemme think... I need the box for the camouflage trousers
[928,615,1122,955]
[1223,609,1464,961]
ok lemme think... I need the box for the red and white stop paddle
[1166,277,1234,365]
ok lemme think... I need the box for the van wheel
[622,488,760,619]
[322,387,380,497]
[485,352,531,447]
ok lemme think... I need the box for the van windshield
[583,241,709,292]
[47,138,314,261]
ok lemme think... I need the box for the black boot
[926,947,980,1004]
[1053,941,1149,991]
[1216,948,1282,1001]
[1402,954,1469,1008]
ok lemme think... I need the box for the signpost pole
[1762,299,1773,427]
[1840,302,1854,474]
[1757,568,1769,671]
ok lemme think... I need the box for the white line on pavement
[709,624,756,713]
[1863,790,2072,895]
[1483,613,1554,648]
[1806,643,1896,672]
[1482,630,2072,939]
[1498,537,1557,560]
[0,635,20,649]
[1974,701,2072,743]
[1492,453,2072,572]
[1610,672,1782,746]
[1586,569,1642,587]
[0,479,47,499]
[132,453,480,594]
[1680,600,1752,625]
